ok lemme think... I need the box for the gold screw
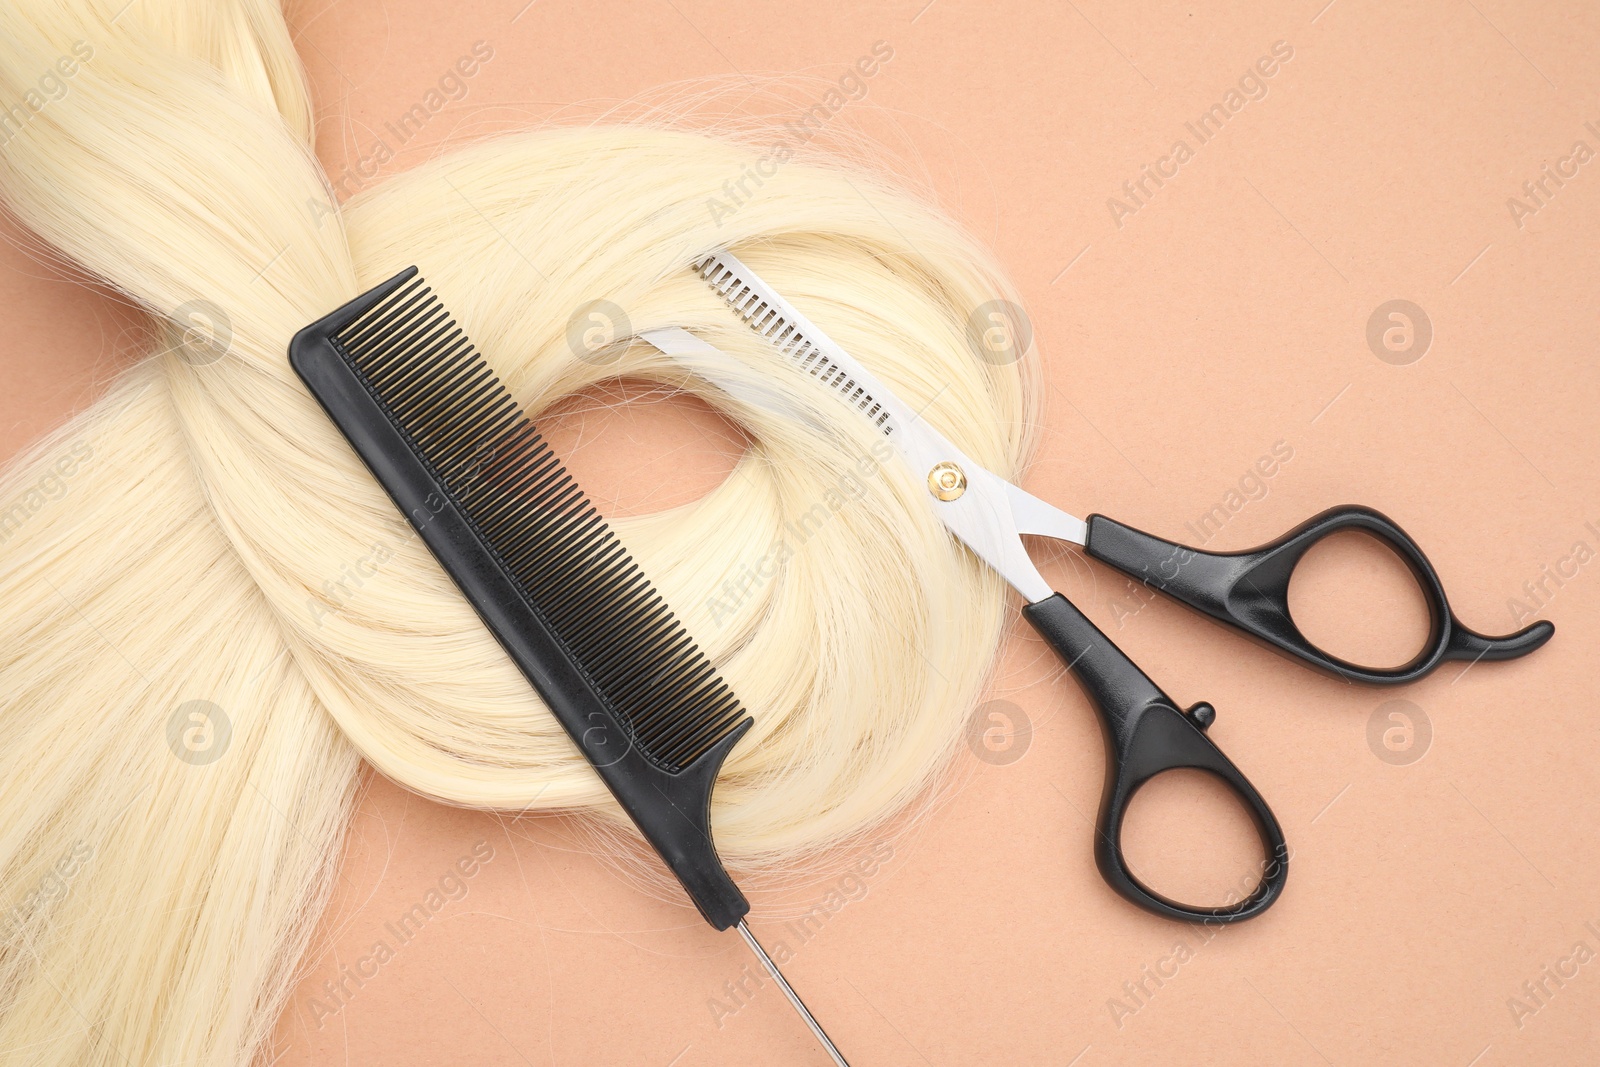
[928,461,967,501]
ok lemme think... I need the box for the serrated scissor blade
[691,251,1084,604]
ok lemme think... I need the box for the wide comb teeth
[333,276,746,772]
[695,255,895,437]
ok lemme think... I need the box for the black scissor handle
[1023,594,1288,923]
[1084,505,1554,686]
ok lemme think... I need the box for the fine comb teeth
[694,254,896,437]
[303,267,744,772]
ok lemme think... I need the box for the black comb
[289,267,754,928]
[291,268,855,1064]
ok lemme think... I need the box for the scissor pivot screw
[928,461,967,501]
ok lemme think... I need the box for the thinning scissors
[664,250,1554,923]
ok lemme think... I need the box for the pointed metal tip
[736,919,851,1067]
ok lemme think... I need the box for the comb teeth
[334,277,746,772]
[694,256,895,436]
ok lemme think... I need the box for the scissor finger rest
[1023,594,1289,923]
[1083,505,1554,686]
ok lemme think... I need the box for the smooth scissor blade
[687,252,1086,604]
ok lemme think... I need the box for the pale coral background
[3,1,1598,1064]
